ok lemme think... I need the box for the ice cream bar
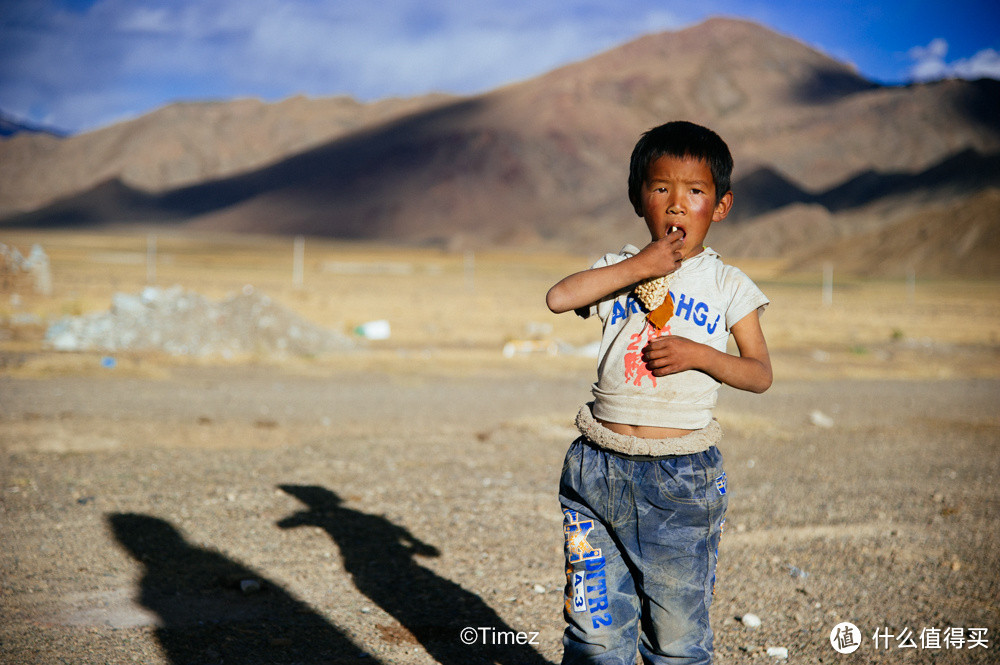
[646,294,674,329]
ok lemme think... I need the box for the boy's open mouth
[670,225,686,240]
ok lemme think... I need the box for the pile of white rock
[45,285,353,358]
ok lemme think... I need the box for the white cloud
[907,38,1000,82]
[231,1,684,98]
[116,8,173,35]
[951,48,1000,80]
[0,0,791,134]
[4,0,686,132]
[910,37,949,61]
[907,39,949,81]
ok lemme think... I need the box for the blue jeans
[559,438,728,665]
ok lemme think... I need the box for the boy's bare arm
[641,310,772,393]
[546,234,684,314]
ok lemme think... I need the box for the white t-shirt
[580,245,768,429]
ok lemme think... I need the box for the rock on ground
[44,285,353,357]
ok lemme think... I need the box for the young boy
[546,121,772,664]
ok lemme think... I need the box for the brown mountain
[2,18,999,273]
[784,188,1000,278]
[0,93,454,217]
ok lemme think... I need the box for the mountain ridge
[2,18,998,276]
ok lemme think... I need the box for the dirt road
[2,361,998,663]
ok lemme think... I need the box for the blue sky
[2,0,998,134]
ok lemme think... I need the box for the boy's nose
[665,191,684,213]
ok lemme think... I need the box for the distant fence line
[820,262,917,306]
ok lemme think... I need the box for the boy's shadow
[108,512,380,664]
[278,484,553,665]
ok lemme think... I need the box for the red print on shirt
[623,321,670,387]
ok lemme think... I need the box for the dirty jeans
[559,438,728,665]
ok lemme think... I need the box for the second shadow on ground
[278,484,553,665]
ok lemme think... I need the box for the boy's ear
[712,191,734,222]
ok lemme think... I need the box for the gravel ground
[1,360,998,664]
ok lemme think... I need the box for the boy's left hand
[641,335,704,376]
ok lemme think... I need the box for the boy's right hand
[635,228,685,279]
[545,228,685,314]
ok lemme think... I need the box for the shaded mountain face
[783,188,1000,278]
[2,18,999,273]
[0,93,456,217]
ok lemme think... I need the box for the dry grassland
[2,229,998,381]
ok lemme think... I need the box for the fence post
[293,236,305,289]
[464,250,475,293]
[147,234,157,284]
[822,262,833,306]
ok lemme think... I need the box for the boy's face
[637,155,733,259]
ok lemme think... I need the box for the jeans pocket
[653,452,726,507]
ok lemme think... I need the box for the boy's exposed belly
[597,418,695,439]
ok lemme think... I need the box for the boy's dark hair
[628,121,733,215]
